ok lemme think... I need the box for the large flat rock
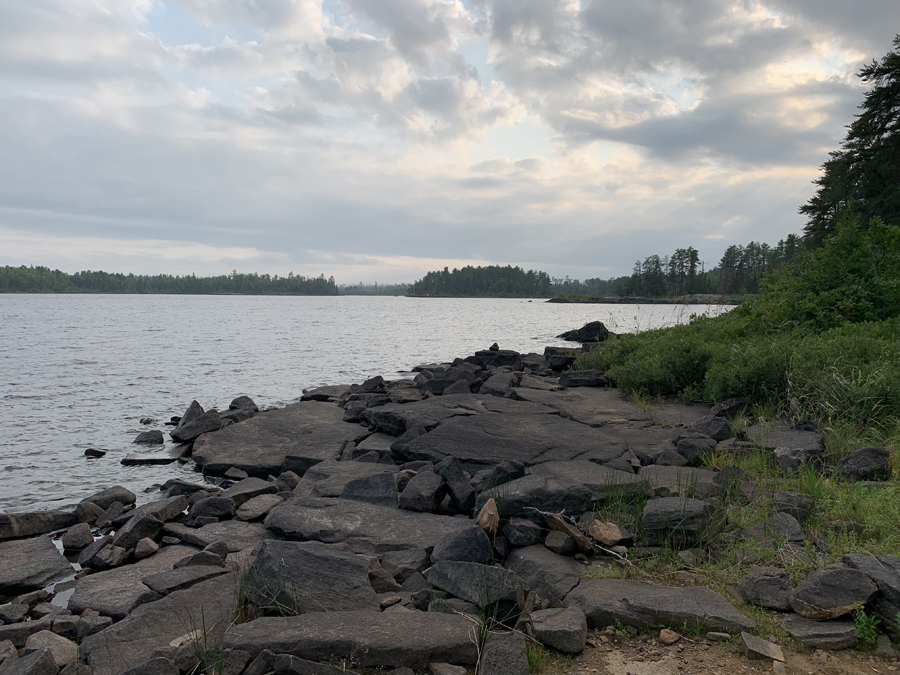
[192,401,369,477]
[475,475,592,519]
[364,394,555,436]
[512,387,652,427]
[224,611,479,668]
[80,573,236,675]
[0,508,77,542]
[528,461,644,501]
[566,579,755,633]
[506,545,583,607]
[68,545,195,619]
[265,497,471,554]
[293,460,397,498]
[181,520,274,553]
[0,535,73,594]
[399,413,633,472]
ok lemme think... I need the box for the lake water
[0,295,732,511]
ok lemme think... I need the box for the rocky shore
[0,336,898,675]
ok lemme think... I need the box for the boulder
[381,548,429,583]
[528,461,644,502]
[742,513,806,545]
[511,386,652,429]
[783,615,857,650]
[557,321,610,342]
[0,537,72,595]
[502,519,542,548]
[478,631,527,675]
[433,457,475,513]
[75,501,105,526]
[773,491,814,523]
[741,632,784,662]
[23,630,77,668]
[566,579,755,633]
[244,541,378,614]
[749,428,823,454]
[293,461,397,498]
[61,523,93,552]
[192,401,368,477]
[141,565,229,596]
[427,561,521,612]
[84,486,137,510]
[0,649,58,674]
[690,416,732,442]
[111,513,163,551]
[639,466,719,499]
[300,385,351,402]
[398,472,445,513]
[133,430,164,445]
[544,531,577,556]
[739,567,794,611]
[170,404,222,444]
[842,554,900,639]
[505,546,582,607]
[474,476,591,521]
[340,473,398,509]
[235,494,284,522]
[790,565,878,619]
[127,496,189,524]
[134,538,159,560]
[173,551,225,569]
[225,611,478,667]
[265,497,470,555]
[531,607,587,653]
[189,497,235,521]
[773,446,823,473]
[181,521,274,553]
[675,436,717,466]
[273,654,360,675]
[558,370,608,388]
[0,509,78,543]
[80,573,236,675]
[221,478,278,507]
[640,498,712,547]
[836,447,891,482]
[431,526,493,565]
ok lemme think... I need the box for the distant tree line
[0,266,340,295]
[407,265,553,297]
[339,282,411,296]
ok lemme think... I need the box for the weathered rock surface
[0,649,58,675]
[340,472,398,509]
[141,565,229,596]
[265,497,470,554]
[85,486,137,510]
[528,461,644,502]
[431,526,493,565]
[0,509,78,542]
[783,615,857,650]
[428,561,521,609]
[836,447,891,482]
[294,461,397,498]
[398,472,445,512]
[739,567,794,611]
[640,498,712,547]
[531,607,587,653]
[505,546,582,607]
[790,565,878,619]
[511,387,651,428]
[749,428,823,454]
[224,611,479,668]
[566,579,755,633]
[558,370,608,388]
[170,406,222,444]
[842,554,900,638]
[741,632,784,662]
[743,513,806,544]
[243,540,379,614]
[0,536,72,594]
[133,430,165,445]
[24,630,77,668]
[111,513,163,551]
[192,402,368,477]
[221,478,279,507]
[182,520,274,553]
[235,494,284,521]
[479,631,528,675]
[81,573,236,675]
[640,466,719,498]
[475,476,591,520]
[61,523,94,551]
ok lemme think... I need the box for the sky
[1,1,898,283]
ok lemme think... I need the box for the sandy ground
[542,630,900,675]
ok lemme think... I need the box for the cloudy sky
[1,1,898,283]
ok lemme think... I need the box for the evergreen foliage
[0,266,340,295]
[407,265,553,297]
[339,282,411,295]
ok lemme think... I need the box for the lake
[0,295,732,511]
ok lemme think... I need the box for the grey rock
[511,386,651,429]
[84,486,136,510]
[134,538,159,560]
[173,551,225,569]
[836,447,891,482]
[141,566,229,595]
[189,497,235,521]
[23,630,76,668]
[229,395,259,411]
[641,498,712,547]
[773,446,823,473]
[470,461,526,493]
[0,617,53,649]
[76,615,113,641]
[0,649,58,675]
[293,461,396,498]
[544,531,577,556]
[0,603,28,623]
[133,430,164,445]
[0,509,78,543]
[265,497,469,555]
[244,540,378,614]
[790,564,878,619]
[431,526,493,565]
[111,513,163,551]
[121,658,179,675]
[243,650,276,675]
[224,611,479,668]
[428,665,465,675]
[192,401,368,477]
[221,478,278,507]
[225,468,249,480]
[741,632,784,661]
[0,537,72,595]
[773,491,814,523]
[161,478,218,497]
[235,494,284,521]
[750,429,823,454]
[739,567,794,611]
[566,579,755,633]
[433,457,476,513]
[531,607,587,653]
[558,370,608,388]
[441,380,470,395]
[300,384,351,401]
[340,472,398,509]
[428,561,521,612]
[527,461,644,502]
[640,466,719,499]
[690,416,733,442]
[93,503,125,530]
[783,615,857,650]
[478,631,527,675]
[502,519,542,548]
[170,404,222,444]
[475,476,591,521]
[398,472,445,513]
[81,573,235,675]
[842,553,900,639]
[505,545,582,607]
[80,541,126,570]
[127,496,188,524]
[274,654,359,675]
[61,524,93,552]
[75,502,104,526]
[742,513,806,545]
[380,548,429,583]
[675,436,717,466]
[182,520,274,553]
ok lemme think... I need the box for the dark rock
[120,657,179,675]
[84,486,136,510]
[274,654,360,675]
[842,554,900,639]
[173,551,225,569]
[181,521,274,553]
[750,428,823,453]
[790,564,878,619]
[80,573,236,675]
[675,436,717,466]
[243,650,276,675]
[641,498,712,547]
[0,537,72,595]
[546,355,577,371]
[75,502,104,525]
[710,398,746,418]
[441,380,470,395]
[531,607,587,653]
[141,566,229,596]
[244,540,378,614]
[783,615,857,650]
[557,322,610,343]
[112,513,164,551]
[230,396,259,411]
[527,461,644,502]
[470,461,526,493]
[741,632,784,662]
[224,611,479,668]
[193,516,218,527]
[221,477,278,507]
[773,491,814,523]
[479,631,527,675]
[566,579,755,633]
[235,494,284,522]
[544,531,577,556]
[0,649,58,675]
[301,385,351,402]
[0,509,78,543]
[193,401,368,477]
[836,447,891,482]
[340,472,398,509]
[84,448,107,458]
[61,523,93,552]
[431,526,493,565]
[742,513,805,545]
[0,602,28,623]
[189,497,235,521]
[505,546,581,607]
[773,446,823,473]
[170,405,222,444]
[690,416,732,442]
[225,468,249,480]
[398,472,445,513]
[133,430,164,445]
[428,561,521,613]
[294,460,397,498]
[640,466,719,499]
[739,567,794,611]
[653,448,689,466]
[469,349,521,369]
[381,548,429,583]
[475,475,591,521]
[127,496,188,524]
[502,519,542,548]
[80,541,127,570]
[558,370,608,387]
[433,457,475,513]
[76,615,113,641]
[0,616,53,649]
